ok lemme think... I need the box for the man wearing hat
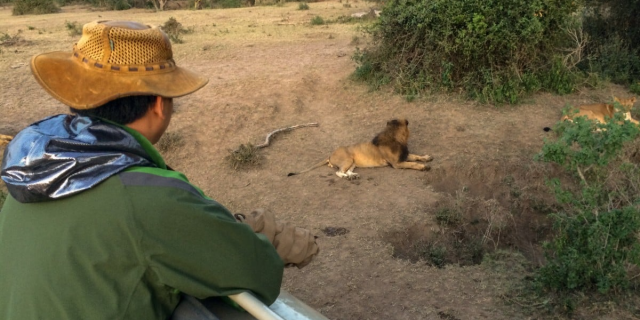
[0,21,318,319]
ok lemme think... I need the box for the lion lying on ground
[288,119,433,179]
[561,96,638,125]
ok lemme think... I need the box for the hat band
[72,46,176,74]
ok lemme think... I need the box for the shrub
[297,1,308,9]
[310,15,324,25]
[577,1,640,87]
[0,32,25,46]
[65,21,82,36]
[352,47,390,90]
[111,0,132,10]
[536,104,640,293]
[218,0,241,8]
[434,207,462,227]
[631,82,640,95]
[352,0,581,104]
[161,17,186,44]
[582,35,640,85]
[61,0,146,10]
[12,0,59,15]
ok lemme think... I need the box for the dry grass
[225,143,262,170]
[0,3,369,54]
[386,155,560,268]
[0,31,30,46]
[156,131,184,153]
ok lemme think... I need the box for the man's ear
[150,96,165,119]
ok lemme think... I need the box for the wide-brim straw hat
[30,20,208,109]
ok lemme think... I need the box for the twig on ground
[226,123,319,170]
[255,123,319,148]
[577,165,588,187]
[500,294,545,309]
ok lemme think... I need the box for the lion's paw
[336,171,359,179]
[346,172,360,180]
[336,171,349,178]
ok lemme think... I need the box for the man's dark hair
[70,95,156,125]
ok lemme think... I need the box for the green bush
[297,2,308,10]
[631,82,640,95]
[63,0,145,10]
[218,0,241,8]
[352,48,390,90]
[111,0,132,10]
[352,0,581,104]
[12,0,59,15]
[579,1,640,87]
[582,35,640,85]
[536,105,640,293]
[161,17,186,44]
[583,0,640,49]
[65,20,82,36]
[310,15,324,25]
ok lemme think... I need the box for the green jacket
[0,115,284,320]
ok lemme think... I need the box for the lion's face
[614,97,637,112]
[386,118,409,143]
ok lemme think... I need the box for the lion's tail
[287,159,330,176]
[0,134,13,147]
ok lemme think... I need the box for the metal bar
[229,292,285,320]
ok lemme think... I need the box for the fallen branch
[255,123,319,149]
[226,123,319,170]
[576,165,588,187]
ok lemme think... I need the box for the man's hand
[234,209,319,268]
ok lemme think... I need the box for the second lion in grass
[561,96,638,125]
[288,119,433,179]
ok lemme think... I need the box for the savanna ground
[1,2,640,319]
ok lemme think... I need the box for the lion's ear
[405,119,409,126]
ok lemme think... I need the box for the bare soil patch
[384,156,559,269]
[1,3,639,319]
